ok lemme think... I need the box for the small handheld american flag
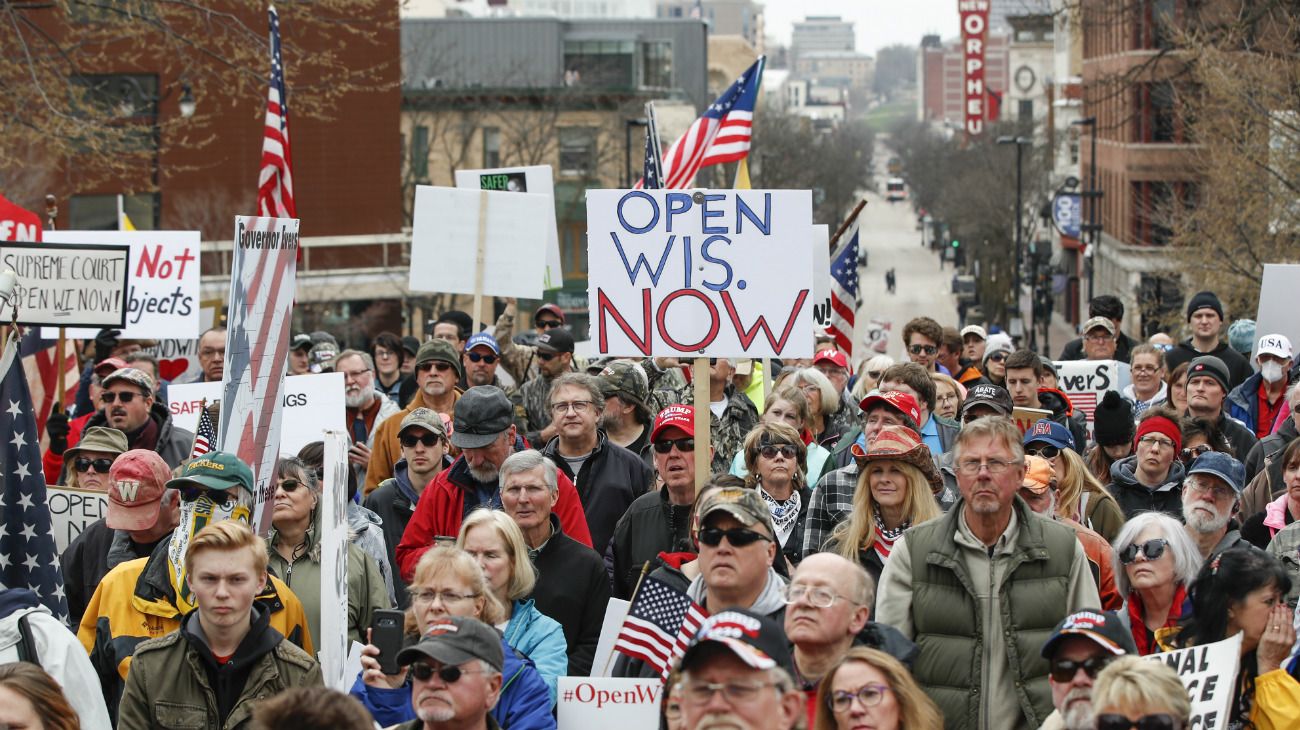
[827,222,860,357]
[613,575,708,679]
[189,399,215,459]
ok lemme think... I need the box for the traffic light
[951,239,960,249]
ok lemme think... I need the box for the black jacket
[1058,332,1138,363]
[1038,388,1089,453]
[530,515,609,677]
[541,430,653,556]
[59,519,163,627]
[1245,416,1298,488]
[605,489,695,600]
[1165,339,1253,390]
[1105,455,1186,520]
[1210,410,1261,463]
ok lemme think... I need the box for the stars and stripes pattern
[18,333,78,452]
[828,221,861,357]
[189,402,215,459]
[257,5,296,219]
[0,336,69,622]
[613,575,708,679]
[660,56,764,189]
[641,104,665,190]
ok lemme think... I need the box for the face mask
[167,491,253,614]
[1261,361,1285,384]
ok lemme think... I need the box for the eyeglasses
[908,344,938,356]
[411,589,477,606]
[537,352,558,362]
[177,485,235,506]
[1094,714,1180,730]
[758,444,797,460]
[678,679,781,706]
[374,349,397,359]
[466,352,498,364]
[1085,333,1115,343]
[697,526,771,548]
[1180,444,1212,463]
[782,583,854,609]
[828,683,891,713]
[1138,435,1176,450]
[401,432,443,448]
[1186,478,1235,501]
[341,368,372,380]
[417,361,454,373]
[551,400,594,415]
[101,390,144,404]
[653,438,695,454]
[955,458,1020,475]
[1048,655,1113,682]
[536,319,562,329]
[988,352,1008,363]
[1119,538,1169,564]
[74,457,114,474]
[1025,444,1060,459]
[1131,365,1161,375]
[409,662,484,684]
[276,479,305,493]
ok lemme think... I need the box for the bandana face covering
[167,491,253,614]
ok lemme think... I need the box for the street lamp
[997,135,1031,342]
[1071,116,1100,302]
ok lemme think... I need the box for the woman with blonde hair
[1054,446,1125,542]
[1091,655,1192,729]
[740,421,812,566]
[730,384,832,486]
[850,354,896,403]
[813,647,942,730]
[823,425,942,582]
[930,372,965,421]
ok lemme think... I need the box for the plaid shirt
[801,461,860,557]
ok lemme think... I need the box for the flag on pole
[257,5,296,219]
[117,194,137,231]
[0,336,70,622]
[828,222,860,357]
[661,56,764,189]
[613,575,708,679]
[641,103,665,190]
[189,401,215,459]
[19,335,78,450]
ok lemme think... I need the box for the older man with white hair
[338,349,401,487]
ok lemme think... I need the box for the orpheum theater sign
[960,0,990,137]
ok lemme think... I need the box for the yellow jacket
[1154,629,1300,728]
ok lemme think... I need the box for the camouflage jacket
[519,373,556,437]
[710,387,760,476]
[642,359,690,417]
[493,302,539,386]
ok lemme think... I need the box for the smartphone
[371,609,406,675]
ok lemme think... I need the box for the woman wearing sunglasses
[352,546,555,730]
[812,647,941,730]
[1090,655,1191,730]
[265,456,392,649]
[740,422,812,569]
[60,426,127,491]
[981,339,1013,388]
[1110,513,1202,655]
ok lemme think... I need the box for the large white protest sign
[1053,359,1131,438]
[557,677,662,730]
[47,485,109,554]
[0,242,129,328]
[1144,633,1241,728]
[218,216,299,535]
[588,189,815,359]
[41,230,201,340]
[455,165,564,290]
[409,186,551,300]
[1254,264,1300,362]
[319,431,350,690]
[143,299,222,383]
[168,372,344,457]
[810,225,832,328]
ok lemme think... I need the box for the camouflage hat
[308,342,339,373]
[694,485,778,542]
[598,361,649,411]
[399,407,446,437]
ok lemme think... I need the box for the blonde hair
[851,354,896,402]
[1055,447,1107,522]
[457,509,536,601]
[184,520,269,575]
[812,648,942,730]
[930,372,964,411]
[741,421,807,489]
[409,546,506,626]
[827,460,939,558]
[1092,656,1191,721]
[764,384,810,428]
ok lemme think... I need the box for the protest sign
[0,242,129,328]
[169,372,344,457]
[1012,407,1053,436]
[1144,632,1241,728]
[592,597,631,677]
[319,431,350,690]
[217,216,299,535]
[408,186,551,300]
[0,194,42,242]
[587,189,815,359]
[41,230,201,340]
[1253,264,1300,362]
[810,225,832,328]
[143,299,222,383]
[1053,359,1130,438]
[557,677,661,730]
[46,485,109,555]
[455,165,564,290]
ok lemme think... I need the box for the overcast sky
[763,0,960,55]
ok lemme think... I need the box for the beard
[345,383,375,409]
[694,713,756,730]
[1184,501,1231,534]
[1060,687,1093,730]
[416,706,454,722]
[469,463,500,483]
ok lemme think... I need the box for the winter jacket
[350,634,554,730]
[1268,520,1300,606]
[349,394,402,487]
[365,388,461,494]
[0,589,112,730]
[605,487,696,599]
[504,598,568,705]
[531,515,609,677]
[1058,331,1138,363]
[394,451,592,582]
[365,456,451,608]
[1064,519,1123,611]
[1241,416,1299,511]
[60,517,165,628]
[54,401,193,481]
[540,430,653,555]
[1037,388,1088,454]
[1070,481,1126,543]
[1204,409,1261,462]
[1105,455,1187,520]
[1243,494,1298,549]
[348,501,398,604]
[1165,338,1253,390]
[76,539,312,720]
[118,606,321,729]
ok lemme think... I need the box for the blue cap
[465,332,500,354]
[1187,452,1247,493]
[1022,419,1076,451]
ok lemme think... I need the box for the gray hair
[1288,381,1300,407]
[549,372,604,406]
[275,455,321,497]
[1112,512,1203,596]
[790,367,840,414]
[335,349,375,372]
[499,449,558,495]
[953,416,1026,463]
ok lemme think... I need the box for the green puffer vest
[906,498,1078,730]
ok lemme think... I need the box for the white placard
[319,431,350,690]
[557,676,662,730]
[455,165,564,290]
[592,597,631,677]
[41,230,201,340]
[811,224,831,327]
[587,189,815,359]
[1143,633,1241,728]
[409,186,551,299]
[167,372,344,457]
[1053,359,1131,439]
[1253,264,1300,363]
[0,241,129,328]
[144,300,221,383]
[47,485,109,555]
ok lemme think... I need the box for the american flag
[19,334,78,451]
[828,221,860,357]
[257,5,296,219]
[189,401,215,459]
[641,103,665,190]
[0,336,70,623]
[614,575,708,679]
[660,56,764,189]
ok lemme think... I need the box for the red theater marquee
[960,0,990,137]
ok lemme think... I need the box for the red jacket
[395,453,593,582]
[42,411,93,484]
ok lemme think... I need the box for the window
[482,127,500,169]
[69,194,157,230]
[1132,181,1194,246]
[558,127,596,177]
[1135,82,1178,143]
[642,41,672,89]
[563,40,635,89]
[1136,0,1177,50]
[1018,100,1034,124]
[411,125,430,182]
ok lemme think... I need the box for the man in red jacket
[395,385,591,581]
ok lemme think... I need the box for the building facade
[918,33,1011,131]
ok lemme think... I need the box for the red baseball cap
[94,356,129,378]
[105,450,171,531]
[812,349,849,369]
[651,404,695,441]
[858,390,922,425]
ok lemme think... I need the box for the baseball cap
[651,404,695,441]
[678,610,793,673]
[401,336,421,358]
[1082,316,1116,336]
[396,616,504,673]
[536,328,575,354]
[695,485,777,540]
[1187,452,1247,494]
[599,361,650,411]
[102,367,154,394]
[960,325,988,341]
[290,333,313,352]
[415,339,464,380]
[65,426,129,461]
[451,386,514,449]
[533,303,565,325]
[166,451,255,495]
[399,407,447,438]
[93,356,129,378]
[106,450,171,531]
[308,342,339,373]
[1257,334,1293,360]
[1041,609,1137,659]
[465,332,501,355]
[1021,455,1056,494]
[858,390,921,426]
[1023,419,1076,451]
[812,349,848,369]
[961,384,1013,417]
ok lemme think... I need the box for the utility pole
[1072,116,1101,303]
[997,135,1031,345]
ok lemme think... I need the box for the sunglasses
[537,352,557,362]
[697,526,771,548]
[177,485,235,506]
[409,662,480,683]
[1025,444,1060,459]
[101,391,144,404]
[75,457,114,474]
[653,437,695,454]
[1049,655,1112,682]
[988,352,1008,362]
[417,361,454,373]
[865,370,883,380]
[276,479,305,493]
[758,444,797,460]
[1095,714,1179,730]
[1180,444,1212,463]
[1119,538,1169,564]
[908,344,938,356]
[401,432,443,448]
[466,352,498,364]
[536,319,562,329]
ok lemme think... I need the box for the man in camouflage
[597,360,654,462]
[518,327,576,446]
[707,358,760,475]
[642,357,690,414]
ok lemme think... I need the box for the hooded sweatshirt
[181,605,283,725]
[1106,455,1187,520]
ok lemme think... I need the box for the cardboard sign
[408,186,551,299]
[319,431,350,690]
[0,241,129,328]
[455,165,564,290]
[557,677,662,730]
[217,216,299,535]
[142,299,222,383]
[41,230,201,340]
[47,485,109,555]
[1143,633,1241,728]
[1052,359,1130,439]
[0,194,42,242]
[1253,264,1300,363]
[587,189,815,359]
[168,372,344,457]
[811,225,832,328]
[1012,407,1053,436]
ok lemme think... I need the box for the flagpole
[829,199,868,252]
